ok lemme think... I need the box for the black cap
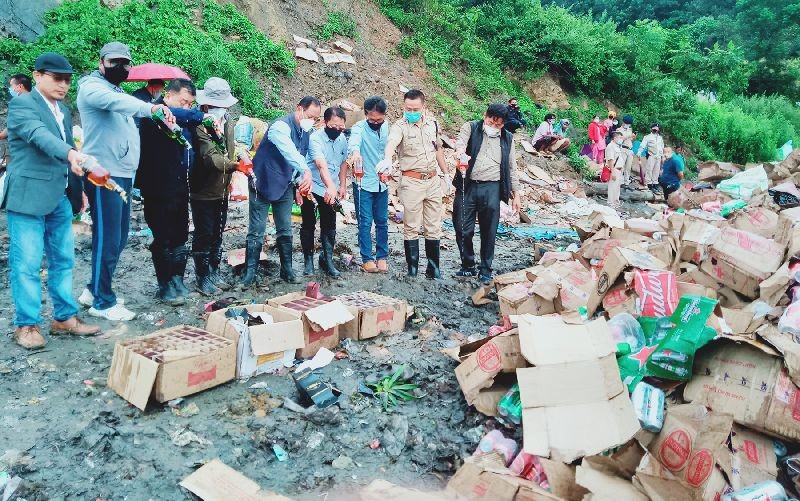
[651,122,660,130]
[34,52,74,74]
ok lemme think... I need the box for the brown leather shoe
[376,260,388,273]
[15,326,46,349]
[361,261,379,273]
[50,316,101,337]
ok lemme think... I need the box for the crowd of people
[1,45,529,350]
[2,44,686,350]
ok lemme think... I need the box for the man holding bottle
[378,89,448,279]
[77,41,175,321]
[3,52,100,349]
[241,96,319,286]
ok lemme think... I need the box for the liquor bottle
[353,160,364,185]
[79,156,128,202]
[152,107,190,149]
[201,116,225,153]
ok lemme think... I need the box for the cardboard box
[638,404,731,500]
[684,339,800,442]
[718,425,778,491]
[588,247,668,315]
[515,315,640,463]
[446,463,562,501]
[180,458,292,501]
[530,260,593,312]
[267,292,354,358]
[205,305,304,379]
[699,256,760,299]
[679,219,720,264]
[455,333,527,407]
[359,479,451,501]
[709,227,785,279]
[335,291,407,340]
[107,325,236,410]
[497,281,556,317]
[698,161,742,182]
[731,207,780,239]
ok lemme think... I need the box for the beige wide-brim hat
[196,77,238,108]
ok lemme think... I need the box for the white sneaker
[88,304,136,321]
[78,288,124,307]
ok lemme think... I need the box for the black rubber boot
[209,246,231,291]
[170,246,190,298]
[276,236,300,284]
[404,240,419,277]
[300,228,315,276]
[320,230,341,278]
[240,241,261,287]
[153,248,183,306]
[194,251,222,296]
[425,239,441,279]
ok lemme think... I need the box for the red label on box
[793,387,800,422]
[308,327,334,344]
[660,429,691,471]
[743,440,759,464]
[686,448,714,487]
[472,481,488,497]
[476,342,502,373]
[187,366,217,386]
[634,270,678,317]
[376,310,394,323]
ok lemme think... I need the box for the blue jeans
[353,183,389,263]
[7,196,79,326]
[85,177,133,310]
[246,183,294,246]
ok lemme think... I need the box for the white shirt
[35,87,66,141]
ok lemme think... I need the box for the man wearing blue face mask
[242,96,320,286]
[1,74,32,144]
[379,89,449,279]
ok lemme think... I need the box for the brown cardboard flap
[518,316,616,366]
[303,299,354,331]
[518,355,622,407]
[359,479,451,501]
[576,458,649,501]
[107,343,159,411]
[180,458,290,500]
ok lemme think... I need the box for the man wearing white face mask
[242,96,320,286]
[453,103,521,284]
[0,74,32,144]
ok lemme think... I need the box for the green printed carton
[618,295,718,391]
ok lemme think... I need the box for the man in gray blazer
[3,52,100,349]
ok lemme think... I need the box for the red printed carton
[335,290,408,340]
[107,325,236,410]
[634,270,678,318]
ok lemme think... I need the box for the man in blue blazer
[3,52,100,349]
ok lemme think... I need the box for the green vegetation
[0,0,295,120]
[314,10,358,41]
[380,0,800,165]
[367,365,419,410]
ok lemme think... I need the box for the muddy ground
[0,180,592,500]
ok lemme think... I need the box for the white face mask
[208,107,227,120]
[299,110,315,132]
[484,125,501,137]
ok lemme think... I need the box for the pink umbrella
[126,63,190,82]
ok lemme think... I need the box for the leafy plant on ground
[313,10,358,41]
[0,0,295,120]
[367,365,419,410]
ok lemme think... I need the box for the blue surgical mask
[8,86,19,98]
[404,111,422,123]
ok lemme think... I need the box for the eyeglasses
[44,72,72,83]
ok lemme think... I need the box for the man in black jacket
[138,79,207,303]
[453,103,521,284]
[504,97,526,133]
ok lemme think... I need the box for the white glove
[375,159,392,174]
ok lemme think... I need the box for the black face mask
[103,64,129,86]
[325,127,343,140]
[367,121,384,131]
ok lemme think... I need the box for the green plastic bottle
[152,107,190,149]
[497,384,522,425]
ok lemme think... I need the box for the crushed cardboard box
[107,325,235,410]
[180,459,293,500]
[516,315,640,463]
[267,292,354,358]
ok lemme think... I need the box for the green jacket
[190,118,236,201]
